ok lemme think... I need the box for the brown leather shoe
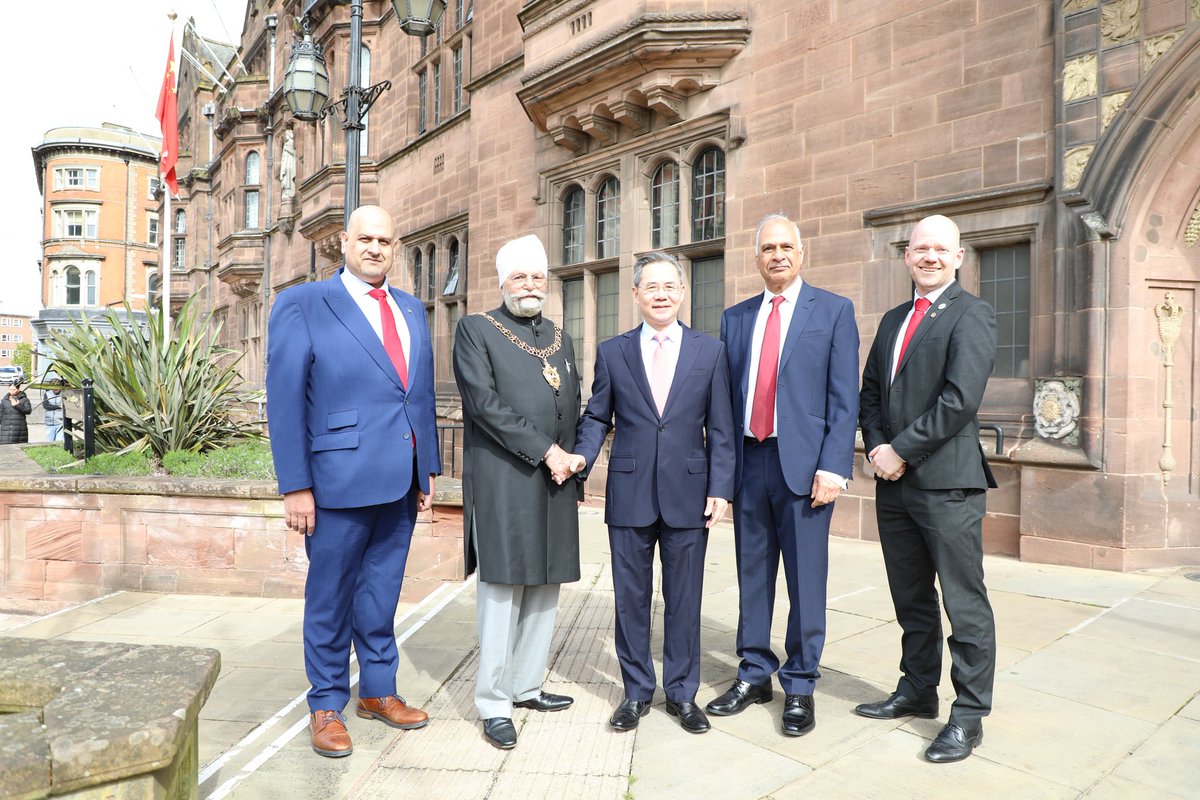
[356,694,429,730]
[310,710,353,758]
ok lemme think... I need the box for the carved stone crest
[1101,0,1140,47]
[1185,204,1200,247]
[1063,55,1097,103]
[1144,32,1181,72]
[1063,146,1094,190]
[1100,92,1129,131]
[1034,378,1082,444]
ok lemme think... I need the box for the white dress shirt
[341,268,411,361]
[640,320,682,389]
[889,279,955,383]
[744,279,847,489]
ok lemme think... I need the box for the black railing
[438,423,464,479]
[980,423,1004,456]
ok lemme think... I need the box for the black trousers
[875,480,995,726]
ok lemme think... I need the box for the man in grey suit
[857,214,998,763]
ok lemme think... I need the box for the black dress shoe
[513,691,574,712]
[924,722,983,763]
[854,691,939,720]
[609,699,652,731]
[483,717,517,749]
[706,679,774,716]
[665,699,711,733]
[782,694,815,736]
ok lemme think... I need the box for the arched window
[426,244,437,301]
[245,151,261,184]
[411,248,423,299]
[85,270,97,306]
[443,237,460,295]
[65,266,81,306]
[691,147,725,241]
[148,270,160,308]
[175,209,187,234]
[650,161,679,249]
[596,177,620,259]
[562,186,584,265]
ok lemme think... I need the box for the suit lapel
[324,274,406,392]
[778,282,817,373]
[729,299,758,400]
[894,282,962,380]
[619,328,658,414]
[662,325,702,417]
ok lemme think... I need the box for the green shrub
[25,445,79,473]
[162,443,275,480]
[82,451,153,476]
[161,449,205,475]
[43,297,262,459]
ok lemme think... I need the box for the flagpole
[160,13,178,337]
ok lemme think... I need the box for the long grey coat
[453,305,581,585]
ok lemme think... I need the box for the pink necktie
[650,333,671,416]
[368,288,408,388]
[894,297,932,377]
[750,296,784,441]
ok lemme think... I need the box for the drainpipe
[259,13,279,389]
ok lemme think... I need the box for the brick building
[0,315,34,369]
[167,0,1200,570]
[30,124,161,350]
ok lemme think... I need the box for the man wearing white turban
[452,233,585,750]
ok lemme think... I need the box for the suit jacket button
[658,425,666,432]
[403,433,411,440]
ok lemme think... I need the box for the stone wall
[0,463,464,610]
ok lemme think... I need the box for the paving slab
[1110,716,1200,797]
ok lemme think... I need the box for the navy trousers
[609,520,708,703]
[303,491,417,711]
[733,438,832,695]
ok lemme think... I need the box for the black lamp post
[284,0,447,228]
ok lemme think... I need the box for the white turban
[495,234,548,284]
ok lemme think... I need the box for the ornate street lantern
[283,28,330,122]
[392,0,448,37]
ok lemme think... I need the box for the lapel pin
[929,312,937,318]
[937,303,947,310]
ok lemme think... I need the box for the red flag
[155,37,179,195]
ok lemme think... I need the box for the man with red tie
[857,214,998,763]
[709,215,859,736]
[267,205,440,758]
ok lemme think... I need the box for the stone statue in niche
[1063,54,1097,103]
[280,129,296,199]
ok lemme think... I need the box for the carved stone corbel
[610,100,651,133]
[645,87,684,120]
[550,125,588,153]
[579,113,618,144]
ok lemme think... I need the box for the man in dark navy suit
[266,205,441,758]
[857,214,998,763]
[708,214,859,737]
[576,251,735,735]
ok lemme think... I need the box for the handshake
[545,444,586,485]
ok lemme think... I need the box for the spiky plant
[44,297,262,458]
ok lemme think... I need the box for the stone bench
[0,637,220,800]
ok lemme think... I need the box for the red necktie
[894,297,932,377]
[750,296,785,442]
[368,288,408,388]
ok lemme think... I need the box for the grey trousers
[474,580,561,719]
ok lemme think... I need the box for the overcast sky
[0,0,248,317]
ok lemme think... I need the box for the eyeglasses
[907,246,956,259]
[638,283,683,296]
[506,272,548,286]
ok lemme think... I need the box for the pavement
[3,506,1199,799]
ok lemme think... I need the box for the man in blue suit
[576,251,735,735]
[266,205,441,758]
[708,214,859,736]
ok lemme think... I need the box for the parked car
[0,365,25,385]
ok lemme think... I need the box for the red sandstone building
[0,315,34,369]
[160,0,1200,570]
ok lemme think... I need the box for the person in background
[0,381,32,445]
